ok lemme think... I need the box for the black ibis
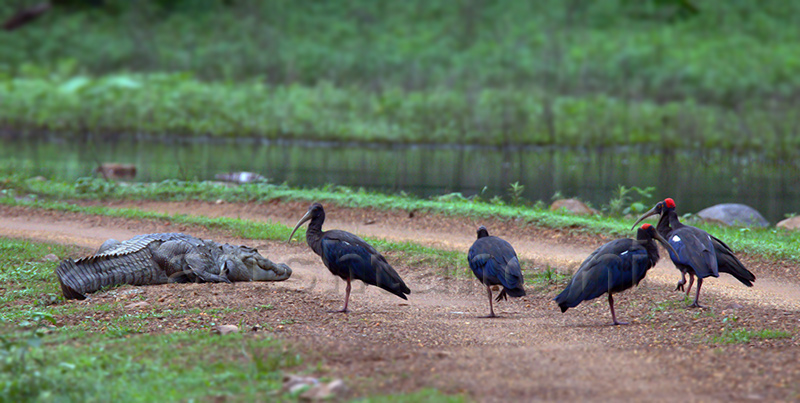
[632,198,755,308]
[467,226,526,318]
[554,223,676,325]
[288,203,410,312]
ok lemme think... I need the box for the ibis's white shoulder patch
[672,235,681,243]
[620,251,629,256]
[342,241,351,246]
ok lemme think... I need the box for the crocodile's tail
[55,251,168,300]
[56,260,88,300]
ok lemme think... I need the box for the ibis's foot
[328,309,350,314]
[675,281,685,292]
[610,321,629,326]
[479,313,498,319]
[688,301,703,309]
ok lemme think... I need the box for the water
[2,136,798,223]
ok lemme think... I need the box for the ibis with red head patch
[288,203,410,313]
[554,223,676,325]
[632,198,755,307]
[467,226,526,318]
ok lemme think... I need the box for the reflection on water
[2,137,798,223]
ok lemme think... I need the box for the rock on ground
[696,203,769,227]
[777,216,800,230]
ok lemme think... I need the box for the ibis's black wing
[321,230,410,299]
[666,226,719,278]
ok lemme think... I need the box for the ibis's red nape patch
[640,223,653,230]
[664,198,676,209]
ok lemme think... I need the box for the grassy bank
[2,175,799,264]
[3,1,800,105]
[1,73,798,154]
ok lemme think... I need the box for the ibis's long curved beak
[288,210,312,242]
[653,231,677,258]
[631,205,661,230]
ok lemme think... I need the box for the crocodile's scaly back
[56,233,201,299]
[94,233,201,258]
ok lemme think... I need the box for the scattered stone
[776,216,800,230]
[300,379,348,401]
[124,301,149,309]
[42,253,60,262]
[724,302,743,310]
[696,203,769,227]
[211,325,240,335]
[549,199,598,215]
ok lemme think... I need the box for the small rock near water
[696,203,769,228]
[214,171,266,184]
[777,216,800,230]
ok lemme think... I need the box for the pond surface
[2,136,798,223]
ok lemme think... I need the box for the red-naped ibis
[554,223,676,325]
[288,203,410,313]
[632,198,755,307]
[467,226,526,318]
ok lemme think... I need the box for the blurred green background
[1,0,798,219]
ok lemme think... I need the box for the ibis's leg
[675,271,687,291]
[689,278,704,308]
[481,285,497,318]
[685,273,695,297]
[331,278,352,313]
[608,293,628,325]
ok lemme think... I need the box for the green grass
[0,238,79,305]
[525,265,572,290]
[711,328,793,344]
[1,323,303,402]
[2,1,800,105]
[3,175,799,264]
[2,2,800,152]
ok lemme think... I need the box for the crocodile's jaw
[252,263,292,281]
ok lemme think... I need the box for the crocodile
[56,233,292,300]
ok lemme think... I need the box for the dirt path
[1,202,798,402]
[89,200,800,310]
